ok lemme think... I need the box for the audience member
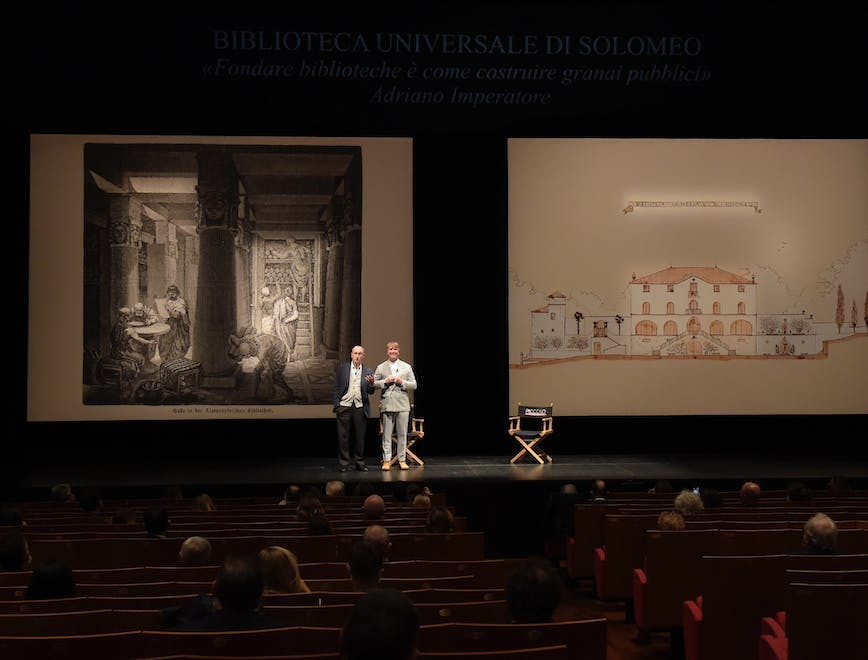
[325,480,346,497]
[674,490,704,516]
[588,479,608,502]
[348,540,384,591]
[802,513,838,554]
[341,588,419,660]
[827,475,852,496]
[171,554,282,631]
[277,483,302,506]
[307,514,334,535]
[144,506,170,538]
[179,536,212,566]
[296,493,325,522]
[0,531,31,572]
[406,484,422,502]
[28,561,76,599]
[699,487,724,509]
[425,506,455,533]
[648,480,673,494]
[363,494,386,520]
[505,557,562,623]
[657,510,686,531]
[362,525,391,561]
[78,487,103,513]
[739,481,761,506]
[111,508,136,525]
[544,484,580,550]
[259,545,310,594]
[787,481,812,502]
[50,483,76,503]
[411,494,431,508]
[192,493,217,512]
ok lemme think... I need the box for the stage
[10,453,868,492]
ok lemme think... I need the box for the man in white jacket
[373,341,417,471]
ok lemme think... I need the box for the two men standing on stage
[332,341,417,472]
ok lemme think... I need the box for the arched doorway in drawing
[687,339,703,355]
[688,317,701,334]
[593,341,602,355]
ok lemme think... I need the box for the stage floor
[11,453,868,491]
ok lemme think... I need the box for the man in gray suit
[373,341,417,471]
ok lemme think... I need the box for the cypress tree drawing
[835,284,845,333]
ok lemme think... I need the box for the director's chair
[508,402,554,464]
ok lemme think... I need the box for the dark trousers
[336,405,367,467]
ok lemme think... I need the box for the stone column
[322,202,344,355]
[108,195,143,315]
[193,151,239,377]
[147,220,178,306]
[338,194,361,361]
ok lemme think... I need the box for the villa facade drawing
[528,266,826,360]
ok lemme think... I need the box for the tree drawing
[835,284,845,333]
[852,299,858,331]
[574,311,584,335]
[864,291,868,328]
[551,335,563,350]
[615,314,624,335]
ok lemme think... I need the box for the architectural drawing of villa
[527,266,830,360]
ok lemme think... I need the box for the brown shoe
[399,461,409,470]
[381,462,390,471]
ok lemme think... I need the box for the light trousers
[381,410,409,462]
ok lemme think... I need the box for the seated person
[348,540,384,591]
[28,561,75,599]
[505,557,562,623]
[739,481,761,506]
[0,531,31,572]
[325,480,346,497]
[110,306,157,370]
[50,483,76,503]
[191,493,216,512]
[362,494,386,521]
[179,536,213,566]
[259,545,310,594]
[362,525,391,562]
[425,506,455,533]
[170,554,283,631]
[144,505,170,538]
[802,512,838,554]
[657,510,685,531]
[130,301,158,326]
[674,490,704,517]
[341,589,419,660]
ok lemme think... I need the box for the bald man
[739,481,761,506]
[333,345,376,472]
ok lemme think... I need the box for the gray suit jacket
[373,359,417,413]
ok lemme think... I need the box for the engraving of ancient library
[525,266,864,361]
[83,143,362,405]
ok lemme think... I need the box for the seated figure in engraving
[110,307,156,371]
[130,301,158,326]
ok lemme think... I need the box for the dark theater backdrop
[18,2,868,463]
